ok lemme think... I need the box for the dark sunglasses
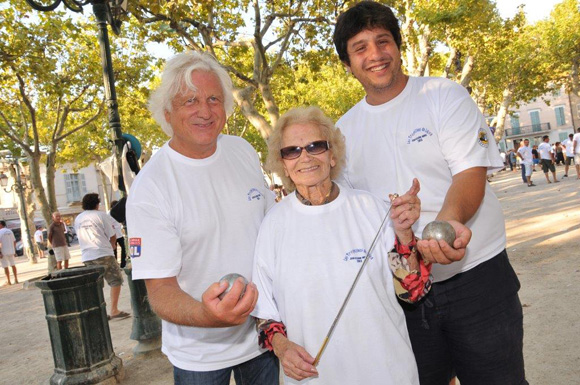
[280,140,330,160]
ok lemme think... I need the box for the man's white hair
[149,51,234,137]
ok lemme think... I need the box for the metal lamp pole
[26,0,162,359]
[25,0,127,194]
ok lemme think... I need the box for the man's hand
[418,166,485,265]
[145,276,258,328]
[200,278,259,327]
[272,334,318,381]
[390,178,421,244]
[417,220,472,264]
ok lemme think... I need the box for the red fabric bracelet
[394,235,418,256]
[258,321,287,351]
[389,235,433,303]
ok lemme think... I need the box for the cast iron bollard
[124,266,162,356]
[36,266,124,384]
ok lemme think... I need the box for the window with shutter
[554,106,565,126]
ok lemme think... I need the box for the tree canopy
[1,0,578,230]
[0,1,157,223]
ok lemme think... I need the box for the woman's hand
[390,178,421,244]
[272,334,318,381]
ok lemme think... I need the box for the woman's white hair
[149,51,235,137]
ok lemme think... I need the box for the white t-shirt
[538,142,553,160]
[337,76,506,283]
[110,216,124,239]
[0,228,16,255]
[74,210,115,262]
[34,229,44,242]
[562,138,574,156]
[127,135,275,372]
[517,145,533,165]
[252,185,418,385]
[573,133,580,153]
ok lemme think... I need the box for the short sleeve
[437,84,503,175]
[251,218,282,322]
[127,186,183,280]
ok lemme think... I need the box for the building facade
[499,86,580,151]
[0,162,118,231]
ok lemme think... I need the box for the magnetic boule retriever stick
[312,194,399,367]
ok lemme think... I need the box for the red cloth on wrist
[394,235,417,256]
[258,321,287,351]
[389,235,433,303]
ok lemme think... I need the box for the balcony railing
[505,122,551,137]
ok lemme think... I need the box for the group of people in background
[1,197,128,296]
[503,128,580,187]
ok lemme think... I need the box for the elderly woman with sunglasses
[251,106,431,385]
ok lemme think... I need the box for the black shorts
[541,158,555,173]
[565,156,574,166]
[400,250,527,385]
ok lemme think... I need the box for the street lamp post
[0,155,37,264]
[26,0,162,360]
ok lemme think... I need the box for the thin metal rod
[312,194,398,367]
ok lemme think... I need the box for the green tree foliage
[535,0,580,95]
[127,0,345,140]
[0,1,157,223]
[470,8,552,140]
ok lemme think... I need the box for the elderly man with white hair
[126,52,279,384]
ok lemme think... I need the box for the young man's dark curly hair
[333,1,402,66]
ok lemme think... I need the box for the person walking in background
[75,193,129,320]
[531,145,539,172]
[554,142,565,165]
[0,221,18,286]
[109,200,127,268]
[34,225,46,259]
[48,211,71,270]
[517,139,535,187]
[562,133,575,177]
[506,149,514,171]
[538,135,559,184]
[573,127,580,179]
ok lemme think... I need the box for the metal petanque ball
[218,273,248,300]
[422,221,456,247]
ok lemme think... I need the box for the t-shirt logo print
[343,248,372,263]
[129,238,141,258]
[247,188,264,201]
[407,127,433,144]
[477,127,489,148]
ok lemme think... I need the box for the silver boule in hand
[422,221,456,247]
[218,273,248,300]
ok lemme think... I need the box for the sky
[495,0,564,22]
